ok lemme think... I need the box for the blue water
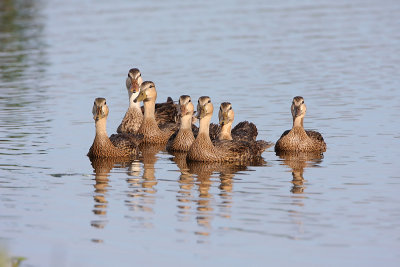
[1,0,399,266]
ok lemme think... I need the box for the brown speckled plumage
[138,117,174,144]
[275,127,326,152]
[275,96,326,153]
[154,97,178,125]
[117,107,143,134]
[135,81,175,144]
[87,98,140,159]
[167,129,195,152]
[88,134,138,158]
[231,121,258,141]
[167,95,196,152]
[117,68,144,134]
[187,97,269,163]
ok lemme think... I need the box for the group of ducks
[88,68,326,163]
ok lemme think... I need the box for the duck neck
[218,123,233,140]
[129,92,141,110]
[180,115,192,130]
[292,116,304,128]
[143,100,156,120]
[199,115,212,136]
[95,118,108,137]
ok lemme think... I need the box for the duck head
[291,96,307,127]
[134,81,157,103]
[218,102,234,126]
[196,96,213,119]
[92,97,109,121]
[178,95,194,117]
[126,68,143,97]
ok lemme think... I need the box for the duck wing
[209,123,220,141]
[306,130,327,151]
[110,133,143,148]
[159,121,179,134]
[305,130,324,142]
[232,121,258,141]
[215,139,270,162]
[154,97,179,125]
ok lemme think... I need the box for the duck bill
[179,105,187,116]
[129,81,139,94]
[197,106,207,119]
[134,90,146,103]
[94,107,102,121]
[219,113,229,126]
[293,106,301,117]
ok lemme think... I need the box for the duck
[134,81,176,144]
[166,95,196,152]
[88,98,141,158]
[216,102,262,142]
[187,96,270,162]
[275,96,326,153]
[117,68,144,134]
[117,68,178,134]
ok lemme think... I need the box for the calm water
[1,0,400,266]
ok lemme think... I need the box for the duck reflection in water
[171,152,256,237]
[125,143,165,224]
[276,151,323,194]
[89,157,134,230]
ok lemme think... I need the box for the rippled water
[1,0,400,266]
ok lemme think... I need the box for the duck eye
[207,100,211,103]
[104,102,106,105]
[188,99,191,102]
[94,101,96,105]
[229,106,232,110]
[302,100,304,104]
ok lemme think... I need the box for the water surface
[1,0,400,266]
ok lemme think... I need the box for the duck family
[88,68,326,161]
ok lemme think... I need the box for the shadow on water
[0,0,49,163]
[276,151,324,194]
